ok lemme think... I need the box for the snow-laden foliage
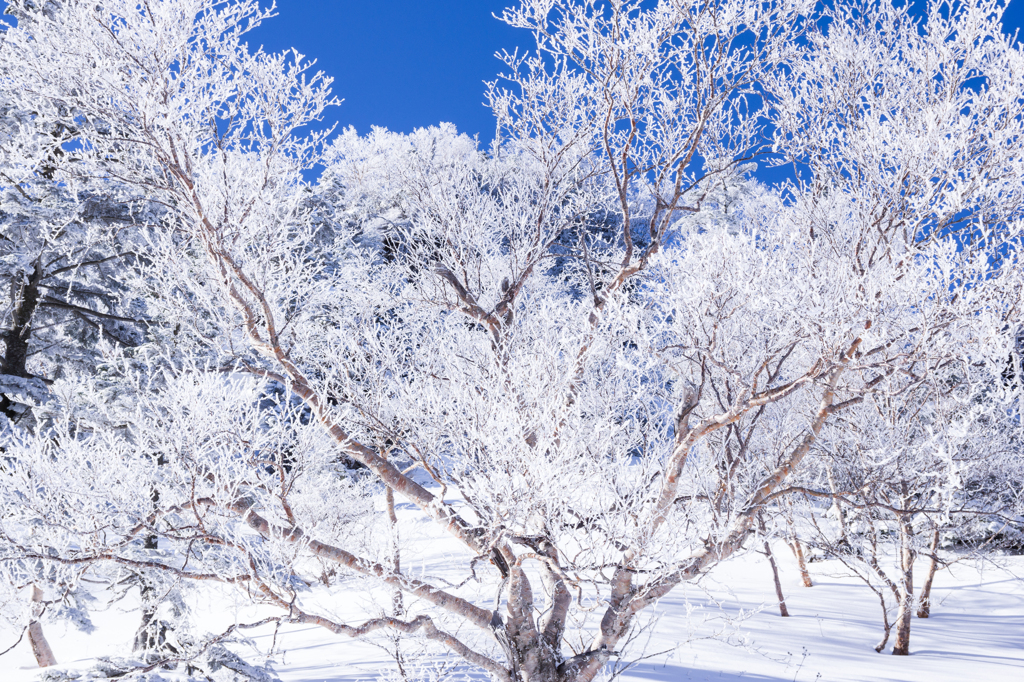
[0,1,1022,681]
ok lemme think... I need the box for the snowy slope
[2,542,1021,682]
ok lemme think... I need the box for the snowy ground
[2,542,1021,682]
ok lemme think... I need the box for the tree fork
[28,586,56,668]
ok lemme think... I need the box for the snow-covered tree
[0,1,1021,681]
[0,0,148,426]
[0,2,161,666]
[795,369,1022,654]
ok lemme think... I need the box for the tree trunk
[2,262,55,668]
[384,475,404,617]
[758,513,789,616]
[0,257,44,421]
[917,524,940,619]
[384,479,407,681]
[135,459,177,657]
[872,586,893,653]
[133,534,176,656]
[785,500,813,587]
[891,513,915,656]
[28,586,56,668]
[495,544,561,682]
[826,463,851,548]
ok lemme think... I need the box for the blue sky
[253,0,1024,144]
[249,1,530,143]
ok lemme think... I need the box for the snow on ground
[2,525,1022,682]
[619,552,1024,682]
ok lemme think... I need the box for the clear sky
[249,1,531,143]
[252,0,1024,144]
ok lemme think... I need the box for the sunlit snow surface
[2,536,1022,682]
